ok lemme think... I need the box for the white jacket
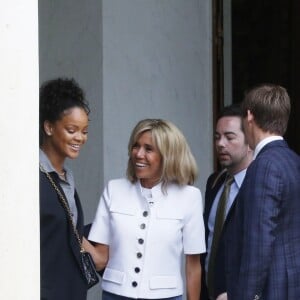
[89,178,206,299]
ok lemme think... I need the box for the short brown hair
[241,84,290,135]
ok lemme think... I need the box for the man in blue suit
[225,84,300,300]
[200,104,253,300]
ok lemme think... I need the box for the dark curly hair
[39,77,90,145]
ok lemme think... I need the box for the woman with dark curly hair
[39,77,105,299]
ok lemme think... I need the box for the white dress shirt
[253,136,283,160]
[89,178,206,299]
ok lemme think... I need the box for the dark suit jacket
[40,170,88,300]
[200,170,229,300]
[225,140,300,300]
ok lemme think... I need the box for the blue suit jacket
[225,140,300,300]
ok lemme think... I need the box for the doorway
[213,0,300,155]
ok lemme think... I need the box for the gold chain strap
[40,163,84,252]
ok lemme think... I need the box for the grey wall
[102,0,213,192]
[39,0,103,223]
[39,1,213,299]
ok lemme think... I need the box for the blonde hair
[126,119,198,189]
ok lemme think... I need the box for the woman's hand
[82,237,109,271]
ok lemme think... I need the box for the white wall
[0,1,39,299]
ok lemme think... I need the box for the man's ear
[247,109,254,123]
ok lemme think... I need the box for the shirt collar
[233,168,247,189]
[39,149,56,173]
[253,136,283,160]
[39,149,71,178]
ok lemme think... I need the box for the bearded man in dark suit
[200,104,253,300]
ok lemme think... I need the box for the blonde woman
[89,119,206,300]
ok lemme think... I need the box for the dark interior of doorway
[231,0,300,154]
